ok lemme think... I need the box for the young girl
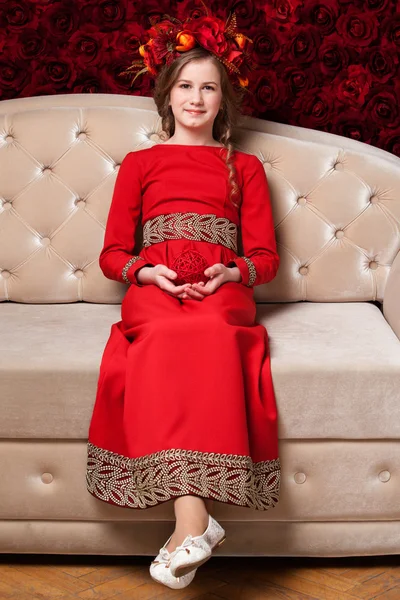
[86,13,281,590]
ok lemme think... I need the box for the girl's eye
[179,84,214,90]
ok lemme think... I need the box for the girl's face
[169,59,223,137]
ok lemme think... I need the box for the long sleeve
[226,154,280,287]
[99,151,154,286]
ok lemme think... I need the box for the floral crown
[121,6,256,92]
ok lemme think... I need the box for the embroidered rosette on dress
[142,212,238,253]
[86,441,281,511]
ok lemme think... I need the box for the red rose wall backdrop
[1,0,399,156]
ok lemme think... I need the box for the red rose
[366,0,391,12]
[335,108,376,144]
[44,57,74,88]
[229,1,262,27]
[289,25,321,64]
[282,66,316,97]
[108,22,143,63]
[381,12,400,49]
[41,2,78,39]
[20,51,75,90]
[318,33,351,76]
[253,71,283,113]
[334,64,372,107]
[365,86,400,128]
[133,0,172,28]
[72,68,105,93]
[68,27,107,69]
[1,0,36,30]
[336,8,379,47]
[0,56,29,92]
[186,16,228,56]
[377,128,400,157]
[365,45,399,83]
[293,86,335,127]
[177,0,221,21]
[252,22,286,66]
[14,28,47,61]
[81,0,126,32]
[298,0,339,35]
[264,0,303,24]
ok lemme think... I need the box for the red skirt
[86,245,281,511]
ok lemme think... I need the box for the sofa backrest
[0,94,399,304]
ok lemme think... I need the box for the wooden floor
[1,554,400,599]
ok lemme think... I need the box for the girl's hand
[178,264,241,301]
[137,265,192,297]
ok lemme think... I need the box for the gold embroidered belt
[142,212,238,253]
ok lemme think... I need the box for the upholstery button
[42,167,52,174]
[334,162,344,170]
[41,473,54,484]
[41,237,51,246]
[2,201,12,210]
[370,195,379,204]
[5,135,14,143]
[369,261,378,270]
[335,230,344,238]
[378,470,391,482]
[299,266,308,275]
[297,196,307,206]
[294,472,306,484]
[77,131,87,140]
[74,269,84,278]
[75,198,86,207]
[263,162,272,171]
[149,133,160,142]
[1,270,11,279]
[114,164,120,171]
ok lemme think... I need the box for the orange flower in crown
[121,5,256,91]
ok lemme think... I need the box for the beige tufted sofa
[1,93,400,557]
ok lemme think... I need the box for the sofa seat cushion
[0,301,399,439]
[260,301,400,439]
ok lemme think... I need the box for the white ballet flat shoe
[169,514,226,578]
[149,538,197,589]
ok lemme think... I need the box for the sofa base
[1,520,399,556]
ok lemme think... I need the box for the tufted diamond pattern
[0,95,399,304]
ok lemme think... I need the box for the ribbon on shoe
[169,534,212,578]
[149,545,197,589]
[169,515,226,578]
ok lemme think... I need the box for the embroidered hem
[86,442,280,511]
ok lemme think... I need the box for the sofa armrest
[383,249,400,340]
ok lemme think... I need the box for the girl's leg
[165,495,213,553]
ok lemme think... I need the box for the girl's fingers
[184,286,205,300]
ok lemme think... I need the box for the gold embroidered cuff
[241,256,257,286]
[122,256,145,284]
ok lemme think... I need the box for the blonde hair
[152,47,245,210]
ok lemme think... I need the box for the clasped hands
[137,263,241,301]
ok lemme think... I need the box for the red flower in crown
[186,17,229,56]
[120,5,255,91]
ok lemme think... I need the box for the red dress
[86,144,281,511]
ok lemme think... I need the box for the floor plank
[0,554,399,600]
